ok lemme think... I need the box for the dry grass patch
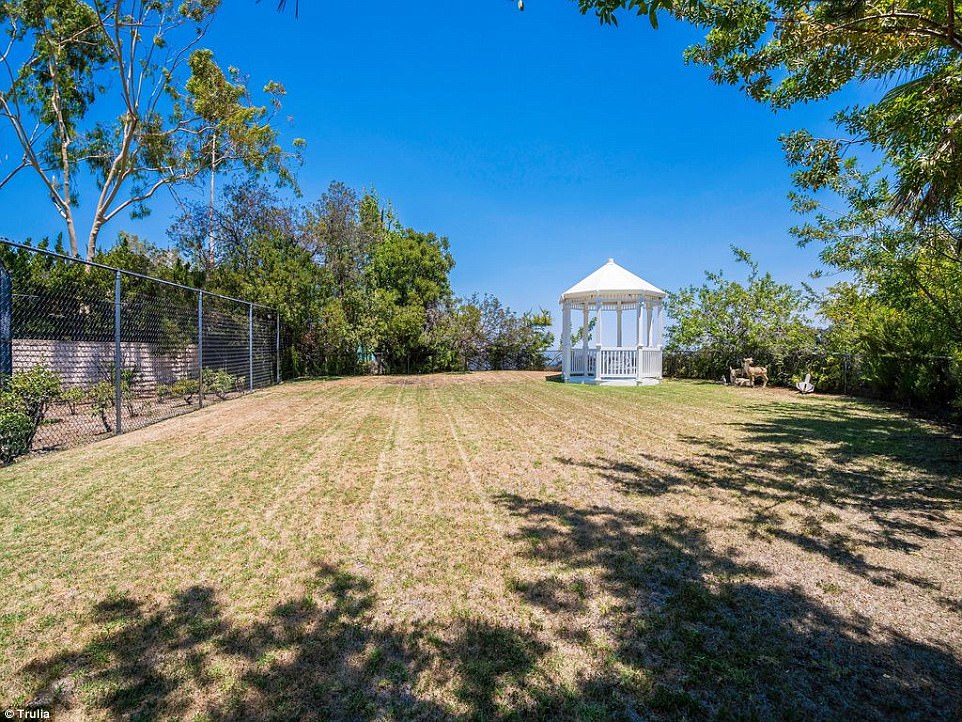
[1,372,960,720]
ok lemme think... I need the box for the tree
[427,299,485,371]
[297,182,381,374]
[302,182,375,294]
[168,181,325,376]
[0,0,300,260]
[666,247,815,358]
[369,228,453,310]
[430,294,553,372]
[369,226,455,372]
[790,158,962,407]
[166,176,550,377]
[172,180,299,276]
[792,161,962,343]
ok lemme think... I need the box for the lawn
[1,373,960,721]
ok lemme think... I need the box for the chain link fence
[0,239,280,460]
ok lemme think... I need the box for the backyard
[1,373,960,720]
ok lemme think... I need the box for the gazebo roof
[560,258,665,303]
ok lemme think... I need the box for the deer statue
[730,366,752,387]
[742,357,769,388]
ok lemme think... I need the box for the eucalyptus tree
[0,0,300,260]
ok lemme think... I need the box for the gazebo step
[565,376,660,387]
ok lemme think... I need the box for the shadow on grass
[735,400,962,474]
[493,493,962,721]
[285,375,345,384]
[22,564,431,720]
[19,564,559,721]
[20,502,962,721]
[558,400,962,591]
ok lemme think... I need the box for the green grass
[1,372,960,720]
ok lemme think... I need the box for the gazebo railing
[571,347,595,376]
[639,348,663,379]
[568,347,663,379]
[598,347,637,378]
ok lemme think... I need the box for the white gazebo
[560,258,666,386]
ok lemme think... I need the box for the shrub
[202,369,237,400]
[4,366,61,449]
[88,381,115,433]
[171,378,199,405]
[61,386,86,415]
[115,367,139,418]
[121,379,137,418]
[0,410,33,464]
[156,384,173,402]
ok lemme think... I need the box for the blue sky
[1,1,861,331]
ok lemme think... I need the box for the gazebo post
[561,301,571,380]
[655,302,665,348]
[581,303,589,375]
[645,300,654,348]
[595,299,604,379]
[636,301,644,381]
[616,303,623,347]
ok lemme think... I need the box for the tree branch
[0,157,29,189]
[101,172,188,224]
[812,10,962,51]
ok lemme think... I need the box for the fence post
[0,263,11,386]
[114,270,122,435]
[275,311,280,384]
[248,302,254,391]
[197,291,204,408]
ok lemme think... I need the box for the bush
[61,386,86,415]
[121,379,137,418]
[171,378,199,404]
[88,381,115,433]
[3,366,61,449]
[113,367,139,418]
[0,410,33,464]
[156,384,173,402]
[202,369,238,400]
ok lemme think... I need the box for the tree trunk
[65,212,80,258]
[86,218,104,262]
[209,131,217,267]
